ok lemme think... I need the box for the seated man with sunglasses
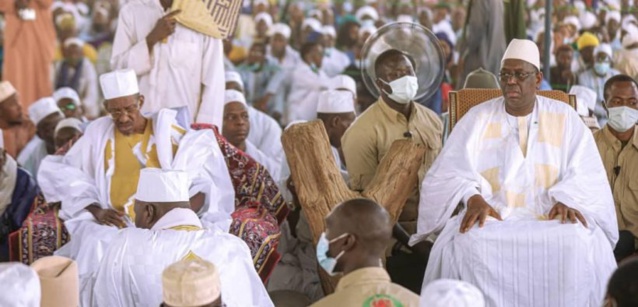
[411,39,618,307]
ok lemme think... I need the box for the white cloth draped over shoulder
[37,109,235,306]
[411,96,618,307]
[111,0,225,127]
[92,208,274,307]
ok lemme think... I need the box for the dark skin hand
[86,204,126,228]
[460,195,503,233]
[146,10,181,52]
[548,202,588,226]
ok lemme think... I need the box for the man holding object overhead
[111,0,226,127]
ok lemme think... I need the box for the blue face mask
[594,62,611,75]
[316,232,348,276]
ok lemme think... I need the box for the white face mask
[608,106,638,132]
[380,75,418,104]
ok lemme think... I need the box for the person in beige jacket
[594,74,638,262]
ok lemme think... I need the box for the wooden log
[281,120,426,294]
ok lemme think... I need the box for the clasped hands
[459,195,588,233]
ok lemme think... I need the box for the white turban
[580,11,598,30]
[53,87,81,106]
[569,85,598,116]
[134,168,190,203]
[270,23,291,39]
[55,117,84,138]
[594,43,613,59]
[420,279,485,307]
[317,90,356,114]
[0,263,41,307]
[606,10,621,24]
[99,69,139,100]
[254,12,273,28]
[224,89,247,106]
[224,71,244,90]
[63,37,85,49]
[501,39,541,71]
[621,15,637,31]
[622,24,638,48]
[563,16,582,32]
[29,97,63,126]
[356,6,379,21]
[302,18,322,33]
[163,259,220,307]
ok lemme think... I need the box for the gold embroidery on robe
[538,112,565,147]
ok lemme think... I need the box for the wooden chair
[448,89,578,134]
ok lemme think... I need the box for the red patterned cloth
[191,123,290,283]
[8,198,70,264]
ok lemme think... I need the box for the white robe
[246,140,282,181]
[411,96,618,307]
[16,137,48,180]
[286,63,330,124]
[92,208,274,307]
[37,109,235,306]
[321,48,351,78]
[247,106,284,159]
[111,0,225,127]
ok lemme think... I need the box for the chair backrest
[448,89,577,134]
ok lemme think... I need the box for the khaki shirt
[309,268,419,307]
[594,125,638,243]
[341,98,443,234]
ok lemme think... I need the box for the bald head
[326,198,392,254]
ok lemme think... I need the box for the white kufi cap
[421,279,485,307]
[270,23,291,39]
[255,12,273,28]
[100,69,139,100]
[224,89,247,106]
[606,10,621,24]
[162,258,220,307]
[501,39,541,71]
[580,11,598,30]
[135,168,190,203]
[302,18,322,33]
[225,71,244,90]
[29,97,63,126]
[317,90,355,114]
[594,43,613,59]
[55,118,84,138]
[329,75,357,95]
[322,25,336,37]
[356,6,379,21]
[569,85,597,116]
[53,87,81,106]
[0,263,41,307]
[0,81,16,103]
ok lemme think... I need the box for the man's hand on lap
[460,195,502,233]
[548,202,588,227]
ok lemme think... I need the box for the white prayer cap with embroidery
[162,258,220,307]
[322,25,337,38]
[302,18,322,33]
[255,12,273,27]
[420,279,485,307]
[0,81,16,103]
[0,263,41,307]
[224,89,247,106]
[356,6,379,21]
[53,87,81,106]
[317,90,355,114]
[63,37,85,49]
[329,75,357,96]
[501,39,541,71]
[29,97,63,126]
[55,118,84,137]
[270,23,291,39]
[31,256,79,307]
[135,168,190,203]
[569,85,597,116]
[224,71,245,90]
[100,69,139,100]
